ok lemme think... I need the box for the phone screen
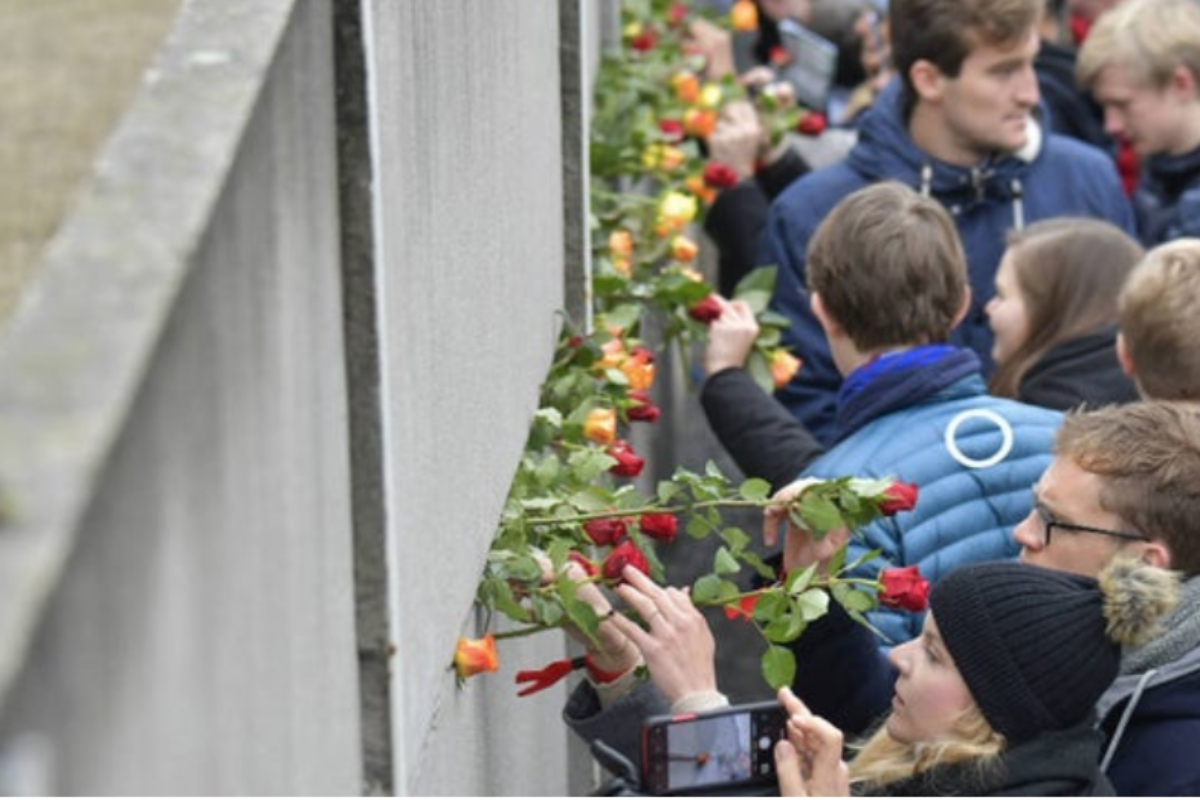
[642,702,787,795]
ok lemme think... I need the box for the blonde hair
[1118,238,1200,401]
[849,705,1005,792]
[1077,0,1200,91]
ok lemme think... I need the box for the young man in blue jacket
[702,181,1061,644]
[762,0,1133,443]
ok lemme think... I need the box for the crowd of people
[562,0,1200,795]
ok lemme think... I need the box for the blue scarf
[833,345,982,444]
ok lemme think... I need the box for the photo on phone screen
[641,701,787,795]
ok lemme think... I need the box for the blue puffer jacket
[762,78,1134,443]
[1133,145,1200,246]
[800,349,1062,645]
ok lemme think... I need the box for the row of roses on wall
[453,0,926,692]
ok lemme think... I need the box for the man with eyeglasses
[1012,401,1200,796]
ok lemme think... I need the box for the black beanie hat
[929,562,1117,745]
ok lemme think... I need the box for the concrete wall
[360,2,577,794]
[0,0,598,795]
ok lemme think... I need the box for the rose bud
[687,294,723,324]
[771,349,802,389]
[723,593,761,621]
[879,481,919,516]
[602,540,650,583]
[583,517,628,547]
[877,565,930,612]
[626,389,661,423]
[639,513,678,543]
[703,161,740,189]
[730,0,758,31]
[658,118,685,144]
[671,235,699,263]
[453,634,499,680]
[583,407,617,445]
[630,27,657,52]
[667,2,689,27]
[568,551,599,578]
[607,440,646,478]
[796,111,827,137]
[622,347,656,391]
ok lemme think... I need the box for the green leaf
[718,526,750,553]
[832,584,876,613]
[794,588,830,622]
[691,574,730,605]
[739,478,771,503]
[713,546,740,575]
[762,645,797,690]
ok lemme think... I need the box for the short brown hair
[1077,0,1200,92]
[806,181,966,351]
[1118,238,1200,401]
[889,0,1040,101]
[989,218,1143,399]
[1056,402,1200,576]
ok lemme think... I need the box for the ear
[1140,539,1173,570]
[952,288,973,330]
[1116,331,1137,378]
[909,59,947,104]
[1169,63,1198,98]
[811,292,842,339]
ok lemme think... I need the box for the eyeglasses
[1031,499,1150,547]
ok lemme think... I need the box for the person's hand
[763,479,850,575]
[684,18,735,80]
[539,556,639,676]
[703,296,760,375]
[707,100,768,180]
[774,686,850,797]
[606,566,719,707]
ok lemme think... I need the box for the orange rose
[730,0,758,32]
[683,108,718,140]
[584,408,617,445]
[671,235,699,263]
[685,174,718,205]
[771,349,802,388]
[622,347,656,391]
[608,230,634,257]
[671,71,700,104]
[454,634,499,680]
[597,338,627,371]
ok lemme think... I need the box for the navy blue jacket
[761,79,1134,443]
[1133,145,1200,246]
[1097,642,1200,795]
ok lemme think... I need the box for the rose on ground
[797,111,827,136]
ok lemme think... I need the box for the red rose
[796,112,827,137]
[583,517,628,547]
[879,481,918,516]
[702,161,740,189]
[631,28,657,52]
[603,540,650,582]
[639,513,678,543]
[768,45,792,67]
[607,440,646,478]
[667,2,689,27]
[658,118,685,144]
[568,551,598,577]
[688,294,723,324]
[878,565,930,612]
[627,389,661,423]
[723,593,761,621]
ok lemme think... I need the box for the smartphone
[775,19,839,113]
[641,701,788,796]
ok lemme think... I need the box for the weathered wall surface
[0,0,599,795]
